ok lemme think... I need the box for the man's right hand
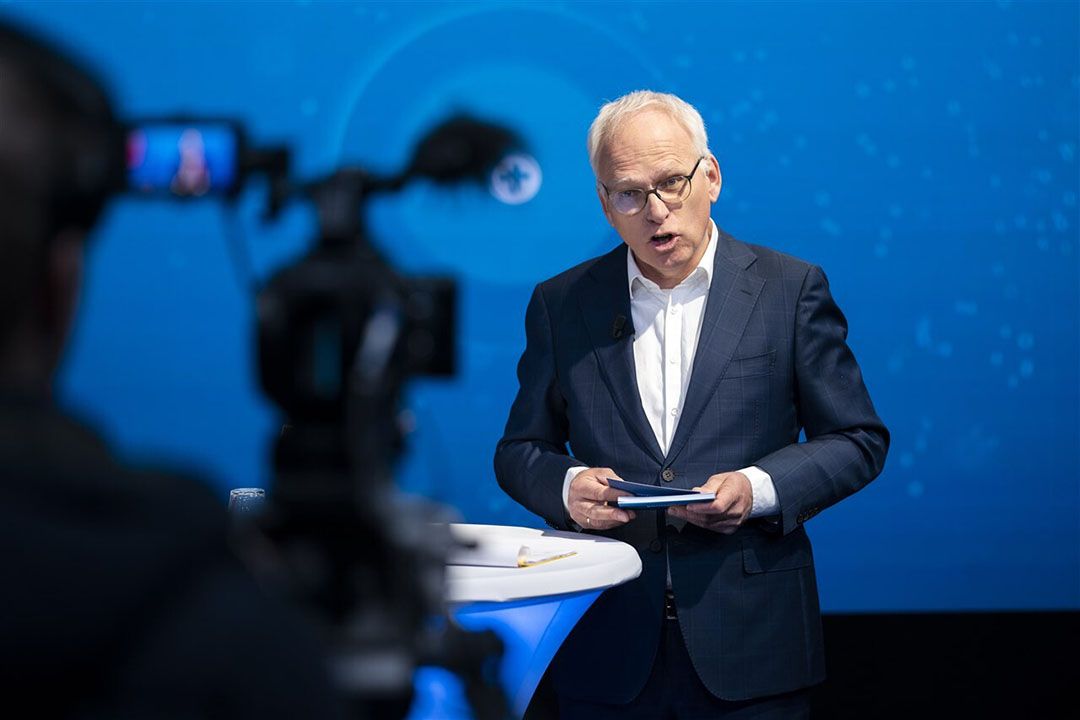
[568,468,636,530]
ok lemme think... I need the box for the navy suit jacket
[495,227,889,703]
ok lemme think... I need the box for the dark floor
[524,611,1079,719]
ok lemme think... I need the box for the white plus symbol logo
[490,153,542,205]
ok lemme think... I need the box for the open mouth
[650,233,677,247]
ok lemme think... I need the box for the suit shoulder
[718,227,819,286]
[745,241,817,276]
[716,226,809,271]
[536,245,622,297]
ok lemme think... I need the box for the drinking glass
[228,487,266,515]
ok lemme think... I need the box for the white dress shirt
[562,221,779,518]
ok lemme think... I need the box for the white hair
[586,90,710,175]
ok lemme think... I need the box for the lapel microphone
[611,314,629,340]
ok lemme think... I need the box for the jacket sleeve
[494,284,580,529]
[755,264,890,535]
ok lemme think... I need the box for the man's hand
[568,467,636,530]
[667,471,752,534]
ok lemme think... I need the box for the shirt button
[670,408,678,416]
[661,468,675,482]
[670,306,679,314]
[649,539,663,553]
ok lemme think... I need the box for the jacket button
[649,539,663,553]
[661,468,675,482]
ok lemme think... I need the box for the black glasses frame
[601,156,705,215]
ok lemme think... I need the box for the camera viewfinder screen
[127,123,239,197]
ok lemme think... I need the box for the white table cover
[445,524,642,603]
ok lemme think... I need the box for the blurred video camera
[125,116,519,719]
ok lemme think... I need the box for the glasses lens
[613,189,644,214]
[657,176,690,202]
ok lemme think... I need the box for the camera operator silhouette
[0,20,348,719]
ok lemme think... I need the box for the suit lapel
[665,230,764,465]
[579,246,665,465]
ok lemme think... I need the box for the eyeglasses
[601,156,705,216]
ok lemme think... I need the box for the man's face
[595,109,721,289]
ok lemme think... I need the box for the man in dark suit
[0,21,346,719]
[495,90,889,718]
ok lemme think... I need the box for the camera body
[119,114,514,719]
[257,232,456,426]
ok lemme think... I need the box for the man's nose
[643,191,670,223]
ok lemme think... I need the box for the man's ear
[706,154,722,203]
[596,182,615,226]
[44,228,85,363]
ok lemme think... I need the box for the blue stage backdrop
[4,1,1076,613]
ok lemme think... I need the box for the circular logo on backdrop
[489,153,542,205]
[334,5,664,285]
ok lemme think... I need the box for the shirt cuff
[740,465,779,518]
[563,466,588,515]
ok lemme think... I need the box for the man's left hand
[667,471,752,534]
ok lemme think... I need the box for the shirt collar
[627,219,718,297]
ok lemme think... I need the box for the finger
[704,492,733,516]
[683,498,725,515]
[595,502,634,524]
[574,500,634,527]
[571,499,600,521]
[591,469,621,485]
[694,473,727,493]
[589,516,624,530]
[574,504,597,529]
[597,487,633,502]
[705,506,745,531]
[583,472,629,502]
[674,512,711,530]
[570,475,610,502]
[709,478,742,511]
